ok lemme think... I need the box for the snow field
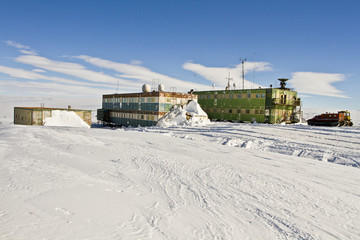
[0,123,360,239]
[139,122,360,167]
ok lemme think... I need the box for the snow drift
[44,110,90,128]
[157,101,209,127]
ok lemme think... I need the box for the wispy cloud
[0,65,114,88]
[182,62,272,89]
[0,79,106,97]
[15,55,139,90]
[6,40,31,50]
[290,72,349,98]
[6,40,37,55]
[32,69,46,73]
[130,60,142,65]
[75,55,210,92]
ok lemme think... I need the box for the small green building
[194,79,301,124]
[14,107,92,126]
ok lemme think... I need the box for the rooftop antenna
[151,79,155,91]
[225,72,233,90]
[240,57,247,89]
[116,79,119,93]
[278,78,289,89]
[253,52,256,88]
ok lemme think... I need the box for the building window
[247,94,251,98]
[246,110,250,114]
[230,94,233,99]
[237,110,241,114]
[238,94,242,99]
[256,94,260,98]
[229,109,232,113]
[261,93,265,98]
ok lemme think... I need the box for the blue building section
[108,117,156,127]
[97,91,196,127]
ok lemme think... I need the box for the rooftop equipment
[142,84,151,93]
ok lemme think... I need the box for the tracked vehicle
[307,111,353,126]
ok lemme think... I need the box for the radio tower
[240,58,247,89]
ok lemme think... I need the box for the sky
[0,0,359,110]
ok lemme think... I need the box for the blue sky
[0,0,359,110]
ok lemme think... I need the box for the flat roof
[103,91,196,98]
[193,87,295,93]
[14,107,92,111]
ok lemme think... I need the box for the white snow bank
[157,101,210,127]
[44,110,90,128]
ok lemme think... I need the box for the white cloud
[6,41,37,55]
[0,79,111,97]
[75,55,209,92]
[6,40,31,50]
[19,49,37,55]
[32,69,46,73]
[182,62,272,89]
[130,60,142,65]
[15,55,138,89]
[290,72,349,98]
[0,65,118,89]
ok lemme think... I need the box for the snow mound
[157,101,210,127]
[44,110,90,128]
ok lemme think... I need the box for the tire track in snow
[139,123,360,167]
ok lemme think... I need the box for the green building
[194,79,301,124]
[14,106,92,126]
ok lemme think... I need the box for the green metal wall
[194,88,300,124]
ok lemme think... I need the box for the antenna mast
[225,72,233,90]
[116,79,119,93]
[240,58,247,89]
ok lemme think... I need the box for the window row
[104,97,156,103]
[110,112,158,121]
[200,93,266,99]
[204,108,266,115]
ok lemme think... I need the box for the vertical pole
[240,58,247,90]
[117,79,119,93]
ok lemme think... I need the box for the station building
[97,84,197,127]
[194,79,302,124]
[14,106,92,126]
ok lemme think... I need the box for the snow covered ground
[1,120,360,239]
[1,96,360,239]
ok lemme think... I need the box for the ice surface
[44,110,90,128]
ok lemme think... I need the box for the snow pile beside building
[44,110,90,128]
[157,101,210,127]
